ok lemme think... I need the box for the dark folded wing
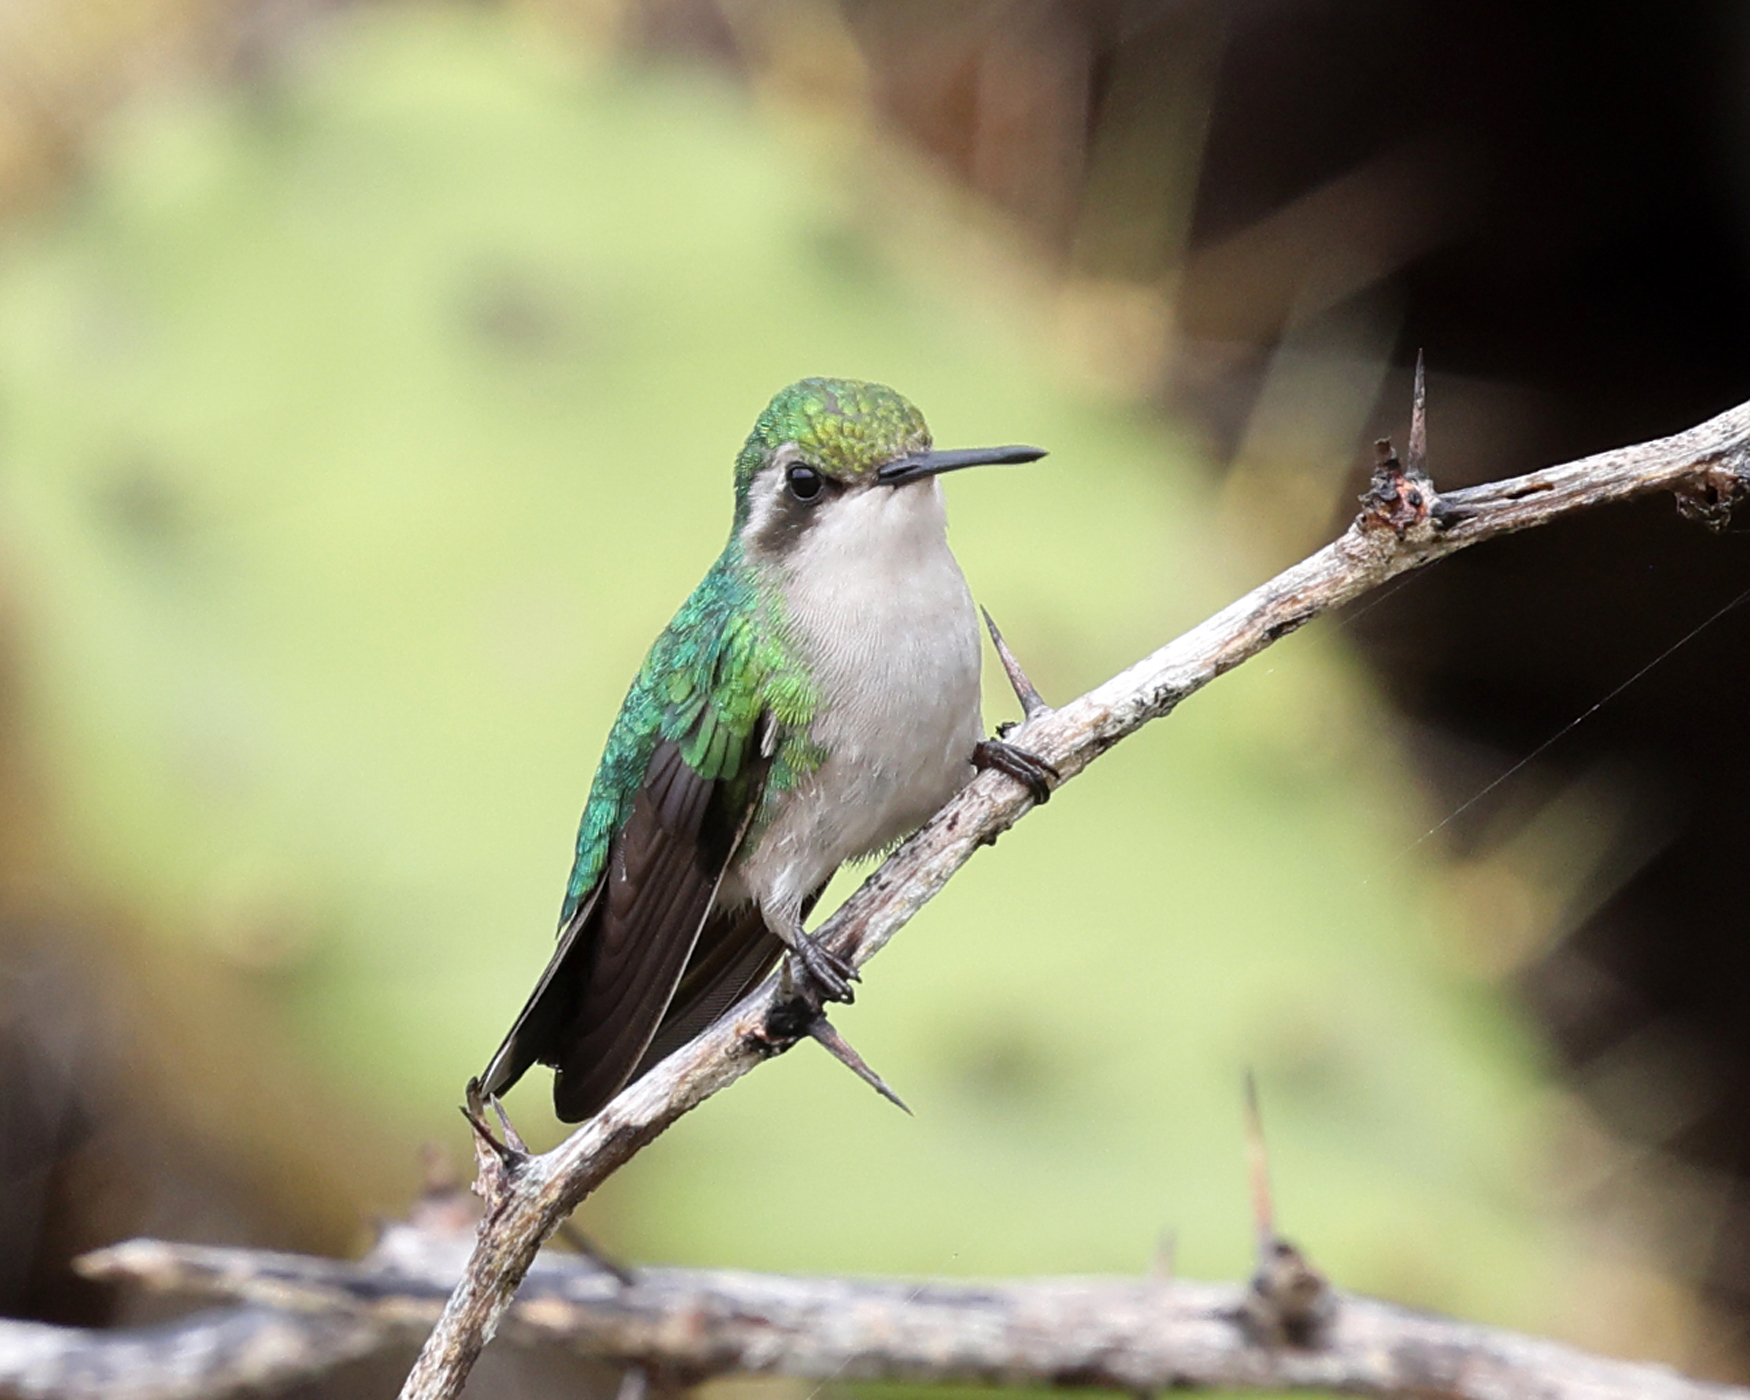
[629,904,782,1080]
[631,880,830,1081]
[481,732,765,1122]
[550,736,745,1120]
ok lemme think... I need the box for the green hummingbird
[481,378,1053,1123]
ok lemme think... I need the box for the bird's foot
[783,931,859,1006]
[974,736,1059,805]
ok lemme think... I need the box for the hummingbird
[481,378,1054,1123]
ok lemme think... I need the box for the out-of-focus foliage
[0,0,1602,1339]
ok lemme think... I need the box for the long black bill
[876,443,1047,486]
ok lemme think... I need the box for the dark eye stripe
[746,461,838,557]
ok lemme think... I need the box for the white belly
[724,480,982,920]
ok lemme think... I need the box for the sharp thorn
[808,1015,912,1113]
[1407,350,1428,480]
[981,606,1050,720]
[1238,1072,1334,1344]
[488,1091,530,1156]
[555,1220,637,1286]
[1152,1228,1178,1281]
[463,1078,529,1165]
[460,1101,521,1169]
[1243,1069,1275,1260]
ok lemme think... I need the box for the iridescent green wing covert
[480,553,812,1121]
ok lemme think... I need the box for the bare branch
[68,1229,1750,1400]
[400,394,1750,1400]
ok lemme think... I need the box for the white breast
[726,480,982,920]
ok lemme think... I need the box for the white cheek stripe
[743,469,789,545]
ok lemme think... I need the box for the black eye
[786,464,824,502]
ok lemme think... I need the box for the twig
[399,391,1750,1400]
[66,1229,1750,1400]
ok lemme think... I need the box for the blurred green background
[0,0,1732,1392]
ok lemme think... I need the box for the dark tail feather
[480,888,599,1100]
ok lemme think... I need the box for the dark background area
[1213,0,1750,1324]
[847,0,1750,1329]
[1202,0,1750,1317]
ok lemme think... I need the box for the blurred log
[0,1308,383,1400]
[11,1221,1736,1400]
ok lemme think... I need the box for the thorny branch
[397,383,1750,1400]
[15,1216,1735,1400]
[17,1080,1740,1400]
[12,1090,1747,1400]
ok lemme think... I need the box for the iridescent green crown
[735,378,931,499]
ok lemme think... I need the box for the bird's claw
[786,933,858,1005]
[973,737,1059,805]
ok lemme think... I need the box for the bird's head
[730,378,1044,562]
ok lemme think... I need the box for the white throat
[726,478,984,919]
